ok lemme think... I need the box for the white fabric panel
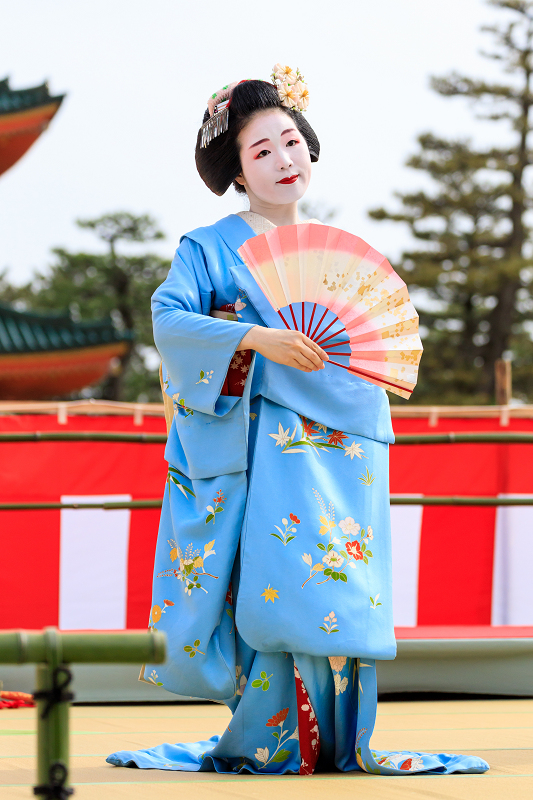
[390,499,423,627]
[59,495,131,630]
[492,495,533,625]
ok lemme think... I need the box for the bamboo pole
[0,629,166,798]
[1,431,533,445]
[1,496,533,510]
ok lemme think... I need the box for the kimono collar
[212,214,257,256]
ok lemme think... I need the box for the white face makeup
[235,109,312,207]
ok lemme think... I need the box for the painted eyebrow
[248,129,298,149]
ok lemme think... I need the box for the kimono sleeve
[151,237,255,416]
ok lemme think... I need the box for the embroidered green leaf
[317,543,326,551]
[323,568,332,576]
[361,542,366,552]
[271,749,291,763]
[194,639,200,647]
[251,679,263,688]
[363,556,369,564]
[226,608,233,619]
[365,550,373,557]
[189,651,196,658]
[370,596,374,604]
[286,535,296,543]
[339,572,348,583]
[270,533,285,542]
[340,550,349,559]
[262,680,270,691]
[327,543,334,552]
[183,646,192,652]
[199,370,205,380]
[319,626,328,632]
[215,506,224,513]
[332,571,340,581]
[271,731,280,740]
[205,514,215,524]
[260,671,267,679]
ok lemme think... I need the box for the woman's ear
[235,173,246,187]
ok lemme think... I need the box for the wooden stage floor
[1,698,532,799]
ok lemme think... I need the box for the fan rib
[310,308,329,341]
[306,303,318,338]
[328,360,413,394]
[289,304,298,330]
[277,309,291,330]
[315,326,348,347]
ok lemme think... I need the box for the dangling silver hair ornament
[200,80,240,148]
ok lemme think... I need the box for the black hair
[195,80,320,196]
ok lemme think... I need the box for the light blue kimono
[107,215,488,776]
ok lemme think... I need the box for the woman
[107,67,488,776]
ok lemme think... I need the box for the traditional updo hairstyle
[195,80,320,196]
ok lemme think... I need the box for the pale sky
[0,0,516,285]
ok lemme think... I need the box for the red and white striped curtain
[1,413,532,631]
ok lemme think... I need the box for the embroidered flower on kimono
[346,540,364,560]
[365,525,374,542]
[334,674,349,695]
[193,556,204,568]
[339,517,360,537]
[266,707,289,727]
[322,551,344,568]
[269,423,291,448]
[255,747,269,764]
[329,656,347,673]
[289,513,301,524]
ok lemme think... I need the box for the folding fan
[237,224,422,399]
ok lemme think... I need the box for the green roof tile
[0,302,132,355]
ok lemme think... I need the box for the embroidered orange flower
[289,513,301,524]
[266,707,289,727]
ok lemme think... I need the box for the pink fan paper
[238,223,422,399]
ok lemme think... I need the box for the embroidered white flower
[302,553,313,567]
[339,517,361,536]
[334,674,348,695]
[269,422,291,448]
[322,551,344,569]
[344,441,365,460]
[365,525,374,542]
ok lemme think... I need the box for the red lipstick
[277,174,299,185]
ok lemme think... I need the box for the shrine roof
[0,302,132,355]
[0,77,65,116]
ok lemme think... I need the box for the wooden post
[495,359,512,405]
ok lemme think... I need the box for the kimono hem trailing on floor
[107,214,489,776]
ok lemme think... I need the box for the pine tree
[369,0,533,404]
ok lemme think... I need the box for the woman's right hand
[237,325,329,372]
